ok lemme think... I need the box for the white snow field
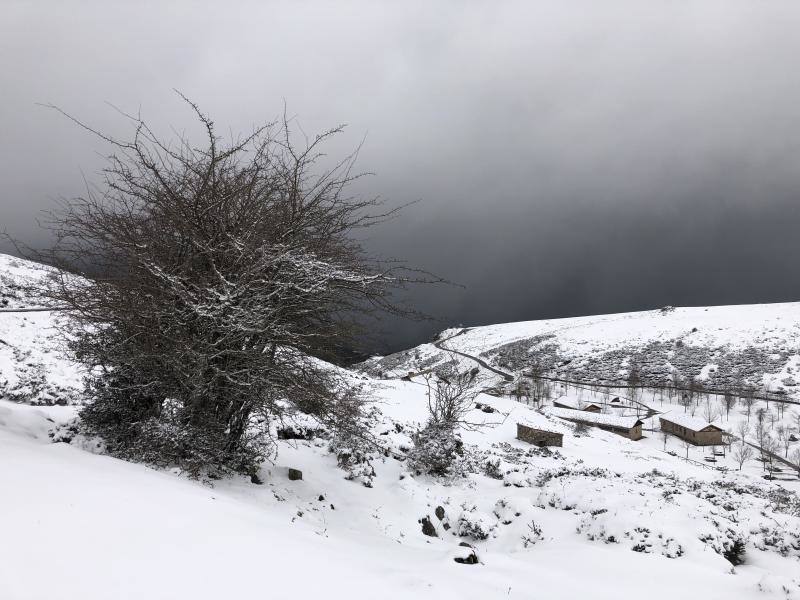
[2,387,800,600]
[2,253,800,599]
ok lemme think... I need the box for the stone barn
[659,413,724,446]
[552,396,602,412]
[544,407,643,440]
[516,423,563,447]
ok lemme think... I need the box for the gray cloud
[3,1,800,353]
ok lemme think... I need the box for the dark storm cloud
[3,0,800,353]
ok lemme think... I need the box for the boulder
[420,516,438,537]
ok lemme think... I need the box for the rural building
[659,412,724,446]
[544,407,643,440]
[552,396,602,412]
[516,423,563,447]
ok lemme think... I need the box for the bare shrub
[408,363,489,476]
[26,98,434,475]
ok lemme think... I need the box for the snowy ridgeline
[2,253,800,599]
[362,303,800,398]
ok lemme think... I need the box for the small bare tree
[422,364,489,430]
[732,442,754,471]
[761,435,779,475]
[776,425,791,458]
[702,399,719,424]
[409,363,490,476]
[721,392,736,420]
[754,408,769,447]
[736,421,751,444]
[742,393,756,423]
[682,439,692,460]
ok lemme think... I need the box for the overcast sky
[3,1,800,353]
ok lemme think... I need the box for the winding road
[433,329,514,382]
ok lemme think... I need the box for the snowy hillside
[362,303,800,398]
[2,255,800,599]
[3,381,800,600]
[0,254,83,405]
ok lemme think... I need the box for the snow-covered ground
[2,253,800,599]
[0,254,83,405]
[3,379,800,599]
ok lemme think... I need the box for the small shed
[517,423,563,447]
[544,407,643,440]
[659,413,724,446]
[552,396,602,413]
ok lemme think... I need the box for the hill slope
[2,255,800,599]
[362,303,800,398]
[0,254,83,405]
[2,385,800,600]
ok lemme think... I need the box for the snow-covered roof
[658,411,723,432]
[517,422,562,435]
[543,406,642,429]
[552,396,601,410]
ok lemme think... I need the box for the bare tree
[25,98,435,475]
[512,377,529,405]
[732,442,754,471]
[627,361,642,416]
[421,364,489,430]
[682,439,692,460]
[410,363,490,476]
[721,392,736,420]
[754,407,770,444]
[761,435,779,476]
[742,391,756,423]
[701,399,719,424]
[661,429,670,451]
[777,425,791,458]
[736,421,751,445]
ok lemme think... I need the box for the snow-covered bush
[455,505,494,541]
[407,422,464,477]
[29,100,428,476]
[521,520,543,547]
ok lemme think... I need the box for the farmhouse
[552,396,602,412]
[516,423,563,447]
[544,406,643,440]
[659,412,724,446]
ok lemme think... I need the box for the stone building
[544,406,643,440]
[516,423,564,447]
[552,395,603,412]
[659,412,724,446]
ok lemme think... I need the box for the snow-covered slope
[363,303,800,397]
[3,383,800,600]
[2,255,800,599]
[0,254,83,405]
